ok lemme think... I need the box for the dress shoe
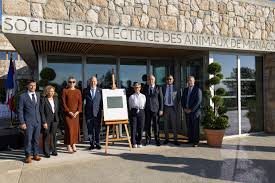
[144,138,151,146]
[96,144,102,150]
[163,139,169,145]
[174,141,180,146]
[33,155,41,161]
[89,144,95,150]
[44,153,51,158]
[51,152,58,156]
[156,140,161,146]
[25,156,32,163]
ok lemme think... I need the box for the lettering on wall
[2,15,275,52]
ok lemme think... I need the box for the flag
[5,54,17,111]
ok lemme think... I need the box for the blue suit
[181,86,202,144]
[84,87,102,145]
[18,91,42,156]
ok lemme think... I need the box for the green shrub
[203,62,229,130]
[216,73,224,80]
[216,88,225,96]
[209,76,221,85]
[207,62,221,75]
[40,67,56,81]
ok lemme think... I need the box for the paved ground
[0,134,275,183]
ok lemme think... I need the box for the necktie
[32,94,36,103]
[150,86,153,95]
[186,87,192,108]
[92,89,95,99]
[168,85,172,105]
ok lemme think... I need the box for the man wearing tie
[18,80,42,163]
[84,76,103,150]
[162,75,180,146]
[143,74,163,146]
[181,76,202,147]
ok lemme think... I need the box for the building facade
[2,0,275,135]
[0,31,32,103]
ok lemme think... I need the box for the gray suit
[18,91,42,156]
[162,85,180,141]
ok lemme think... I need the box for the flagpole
[10,53,13,127]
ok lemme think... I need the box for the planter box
[204,129,225,147]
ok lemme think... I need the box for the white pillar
[237,56,241,135]
[82,55,87,88]
[38,54,43,80]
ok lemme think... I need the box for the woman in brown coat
[62,76,82,153]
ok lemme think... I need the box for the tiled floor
[1,134,275,183]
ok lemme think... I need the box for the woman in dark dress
[62,76,82,153]
[41,85,59,157]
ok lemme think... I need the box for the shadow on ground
[116,153,275,183]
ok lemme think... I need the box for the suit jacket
[84,87,103,119]
[181,86,202,118]
[162,84,180,110]
[18,91,41,125]
[143,84,163,113]
[40,96,60,124]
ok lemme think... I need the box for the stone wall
[0,34,15,51]
[0,60,32,79]
[263,54,275,132]
[3,0,275,40]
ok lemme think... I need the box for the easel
[104,68,132,154]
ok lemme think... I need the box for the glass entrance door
[180,57,205,135]
[119,58,147,98]
[86,57,116,88]
[150,58,174,85]
[181,58,204,89]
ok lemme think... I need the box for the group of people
[18,74,202,163]
[128,74,202,148]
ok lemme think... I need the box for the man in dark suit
[84,76,103,150]
[162,75,180,146]
[18,80,42,163]
[181,76,202,147]
[143,74,163,146]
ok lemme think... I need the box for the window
[211,53,263,135]
[240,56,263,133]
[47,55,82,90]
[86,57,116,89]
[119,58,147,98]
[212,54,238,135]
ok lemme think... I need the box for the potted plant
[246,99,257,132]
[203,62,229,147]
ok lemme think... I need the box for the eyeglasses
[68,81,76,84]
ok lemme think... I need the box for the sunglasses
[68,81,76,84]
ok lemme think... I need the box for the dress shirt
[149,84,155,95]
[164,84,174,106]
[48,98,55,113]
[90,87,97,99]
[129,92,146,111]
[28,91,37,103]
